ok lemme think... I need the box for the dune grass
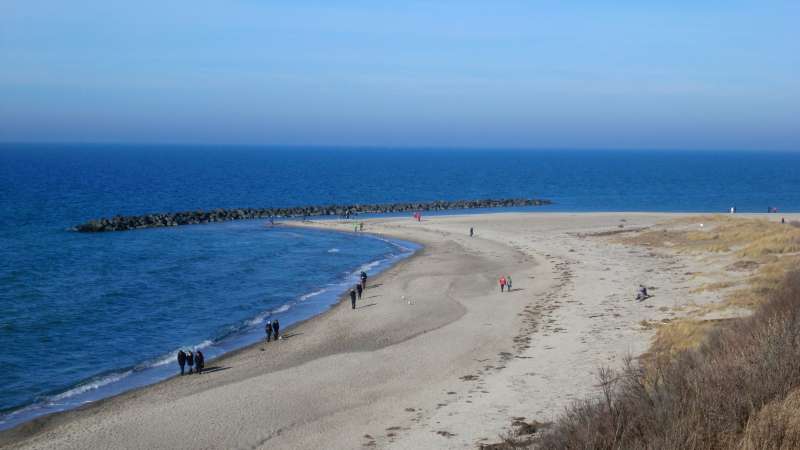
[491,216,800,449]
[531,271,800,449]
[622,216,800,356]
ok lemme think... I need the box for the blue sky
[1,1,798,150]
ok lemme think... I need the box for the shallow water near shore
[2,144,800,430]
[0,219,417,429]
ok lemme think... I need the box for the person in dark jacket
[272,319,280,340]
[350,288,357,309]
[360,271,368,290]
[265,320,273,342]
[195,350,205,374]
[177,350,187,375]
[356,283,363,300]
[186,351,194,374]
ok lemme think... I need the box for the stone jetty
[74,198,551,232]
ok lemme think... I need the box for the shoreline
[3,213,534,449]
[0,226,420,436]
[4,211,792,449]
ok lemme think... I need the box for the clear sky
[1,1,798,150]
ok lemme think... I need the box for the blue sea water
[1,143,800,429]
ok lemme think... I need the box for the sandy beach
[2,212,786,450]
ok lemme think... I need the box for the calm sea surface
[1,144,799,428]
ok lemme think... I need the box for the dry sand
[2,212,779,450]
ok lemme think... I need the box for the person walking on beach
[470,227,474,237]
[350,287,357,309]
[272,319,280,340]
[499,276,507,292]
[195,350,205,375]
[177,350,187,375]
[360,271,368,290]
[265,320,273,342]
[359,222,364,232]
[506,275,513,292]
[186,351,195,374]
[356,282,363,300]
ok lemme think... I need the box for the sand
[2,212,782,450]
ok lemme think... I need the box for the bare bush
[533,271,800,450]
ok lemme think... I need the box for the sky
[0,1,798,150]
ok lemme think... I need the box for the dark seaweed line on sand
[74,198,551,232]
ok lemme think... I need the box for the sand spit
[5,212,789,450]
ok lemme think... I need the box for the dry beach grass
[3,212,797,450]
[509,215,800,449]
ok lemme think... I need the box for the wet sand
[3,212,777,449]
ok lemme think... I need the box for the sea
[1,143,799,430]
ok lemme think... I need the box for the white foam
[49,370,133,402]
[246,313,268,326]
[271,304,291,314]
[327,248,340,253]
[193,340,213,351]
[354,259,382,274]
[299,288,327,301]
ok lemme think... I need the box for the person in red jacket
[499,276,507,292]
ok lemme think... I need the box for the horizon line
[0,140,797,154]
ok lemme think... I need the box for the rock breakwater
[74,198,551,232]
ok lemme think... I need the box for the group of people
[177,349,205,375]
[265,319,281,342]
[731,206,783,214]
[413,212,422,222]
[499,275,513,292]
[177,270,371,376]
[354,222,364,232]
[350,271,368,309]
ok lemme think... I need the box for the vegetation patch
[531,271,800,449]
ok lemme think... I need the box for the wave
[49,370,133,402]
[0,233,419,431]
[327,248,339,253]
[299,288,327,301]
[45,335,219,404]
[353,258,383,276]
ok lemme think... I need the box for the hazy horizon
[2,1,798,151]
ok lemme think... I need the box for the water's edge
[0,225,421,432]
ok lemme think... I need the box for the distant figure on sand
[272,319,280,340]
[499,276,507,292]
[506,275,513,292]
[360,222,364,232]
[636,285,649,301]
[195,350,205,374]
[356,283,363,299]
[177,350,187,375]
[350,288,357,309]
[186,351,195,374]
[360,271,368,290]
[265,320,273,342]
[470,227,474,237]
